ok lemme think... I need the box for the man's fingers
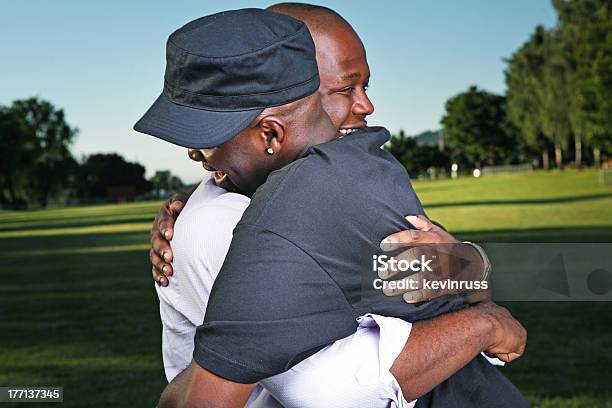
[381,276,422,297]
[496,352,521,363]
[380,230,442,251]
[382,284,409,297]
[159,218,174,241]
[159,191,189,240]
[497,354,511,363]
[402,287,459,303]
[168,200,185,214]
[403,290,428,303]
[406,215,435,232]
[380,231,413,251]
[149,191,189,287]
[152,266,168,287]
[158,209,179,241]
[152,236,173,264]
[150,249,173,276]
[400,271,424,289]
[377,247,428,278]
[157,259,173,278]
[508,352,522,361]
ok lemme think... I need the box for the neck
[297,117,339,154]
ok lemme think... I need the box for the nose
[188,149,204,162]
[352,88,374,117]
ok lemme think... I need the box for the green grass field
[1,169,611,407]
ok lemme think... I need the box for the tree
[77,153,151,202]
[0,98,77,208]
[149,170,184,198]
[0,106,34,207]
[441,86,516,168]
[539,28,573,168]
[385,130,416,164]
[507,2,612,168]
[385,130,449,178]
[506,27,559,169]
[554,0,612,165]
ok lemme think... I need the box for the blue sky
[0,1,556,183]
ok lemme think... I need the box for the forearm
[390,307,492,401]
[159,363,193,408]
[159,361,255,408]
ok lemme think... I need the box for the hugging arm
[150,190,192,286]
[391,301,526,401]
[158,362,255,408]
[158,302,526,407]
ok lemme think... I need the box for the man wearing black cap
[136,8,528,408]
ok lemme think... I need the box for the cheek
[320,94,352,129]
[219,153,258,192]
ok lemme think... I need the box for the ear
[256,116,287,155]
[212,171,227,185]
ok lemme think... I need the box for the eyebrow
[340,72,361,81]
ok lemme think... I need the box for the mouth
[339,128,359,136]
[338,122,367,136]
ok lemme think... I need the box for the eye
[337,86,355,95]
[363,83,370,92]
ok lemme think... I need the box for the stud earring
[266,147,274,155]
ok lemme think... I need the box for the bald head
[267,3,355,38]
[267,3,373,133]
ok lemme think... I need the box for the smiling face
[314,25,374,134]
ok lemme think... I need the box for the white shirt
[156,176,502,407]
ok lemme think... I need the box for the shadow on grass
[0,213,156,233]
[4,231,149,254]
[454,226,612,242]
[425,192,612,209]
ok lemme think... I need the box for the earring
[266,147,274,155]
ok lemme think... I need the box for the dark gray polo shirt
[192,127,529,407]
[193,127,464,382]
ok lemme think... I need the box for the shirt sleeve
[355,314,416,408]
[193,224,358,383]
[258,314,416,408]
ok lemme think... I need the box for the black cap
[134,8,320,149]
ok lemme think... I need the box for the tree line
[0,98,183,209]
[2,1,609,207]
[388,0,611,176]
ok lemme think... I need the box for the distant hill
[413,129,444,148]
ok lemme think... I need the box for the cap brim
[133,94,263,149]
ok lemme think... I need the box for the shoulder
[180,178,250,228]
[286,126,398,190]
[172,179,250,267]
[241,127,407,228]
